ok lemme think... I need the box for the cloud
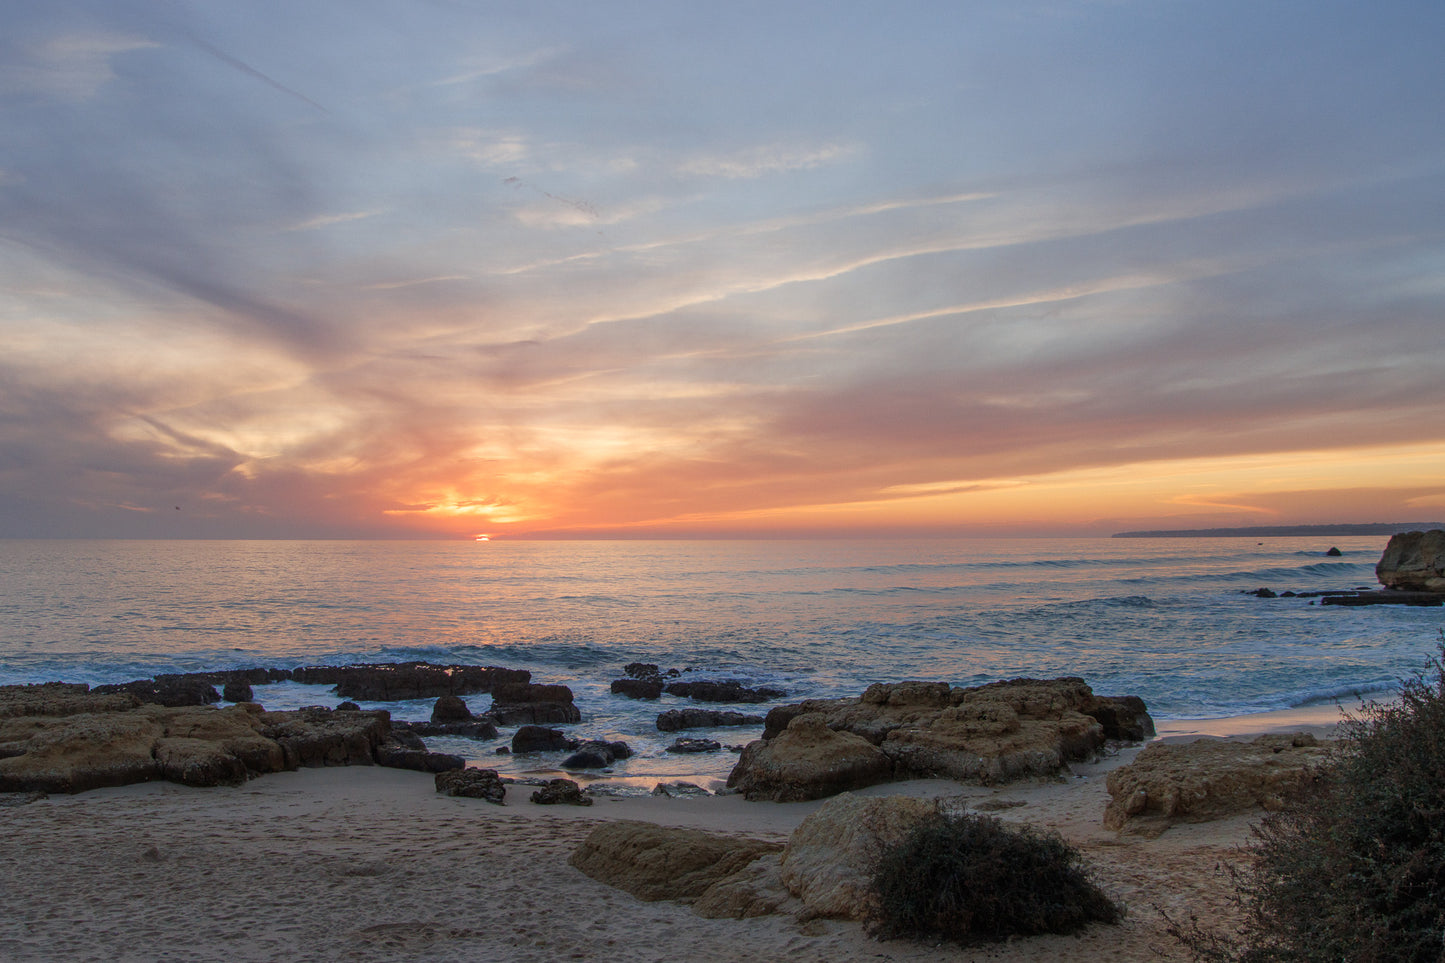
[678,141,858,179]
[0,32,157,101]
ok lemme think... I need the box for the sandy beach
[0,705,1353,963]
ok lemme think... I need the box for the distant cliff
[1113,523,1445,538]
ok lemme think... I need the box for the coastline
[0,707,1333,963]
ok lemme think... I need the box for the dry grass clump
[1171,639,1445,962]
[865,811,1121,945]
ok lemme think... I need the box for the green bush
[1171,642,1445,962]
[865,811,1122,945]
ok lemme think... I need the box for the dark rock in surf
[563,740,632,769]
[290,662,530,701]
[431,695,473,723]
[611,679,664,700]
[511,725,576,754]
[623,662,663,682]
[336,701,361,712]
[397,718,501,740]
[92,678,221,707]
[435,767,507,804]
[664,680,787,704]
[489,683,581,725]
[375,744,465,773]
[221,682,253,703]
[656,708,764,732]
[1244,587,1278,598]
[1325,546,1343,557]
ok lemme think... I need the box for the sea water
[1,537,1439,788]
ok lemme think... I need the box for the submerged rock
[290,662,529,701]
[665,680,787,704]
[562,739,631,769]
[656,708,764,732]
[610,679,664,700]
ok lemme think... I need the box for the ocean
[1,536,1439,789]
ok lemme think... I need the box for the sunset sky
[2,1,1443,539]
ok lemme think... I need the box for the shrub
[1171,641,1445,962]
[865,811,1122,945]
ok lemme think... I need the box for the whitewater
[1,536,1439,787]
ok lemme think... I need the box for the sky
[2,0,1444,539]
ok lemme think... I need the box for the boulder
[529,777,592,806]
[690,853,800,919]
[726,714,893,802]
[666,738,721,754]
[779,792,941,920]
[430,695,472,723]
[511,725,575,754]
[1376,530,1445,593]
[221,682,254,703]
[489,683,582,725]
[259,707,391,768]
[1103,732,1331,833]
[562,740,631,769]
[290,662,530,701]
[665,680,787,704]
[335,701,361,711]
[375,744,465,773]
[732,678,1152,799]
[610,679,663,700]
[435,767,507,804]
[569,820,782,901]
[656,708,764,732]
[622,662,663,681]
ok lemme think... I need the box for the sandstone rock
[259,707,391,768]
[529,777,592,805]
[1103,732,1331,832]
[430,695,472,723]
[1376,530,1445,593]
[562,740,631,769]
[0,711,164,793]
[489,683,582,725]
[0,683,140,720]
[732,678,1152,799]
[656,708,764,732]
[779,793,941,920]
[726,714,893,802]
[569,820,782,901]
[510,725,575,754]
[651,781,710,797]
[375,744,465,773]
[151,704,285,786]
[691,853,800,919]
[290,662,530,701]
[610,679,663,700]
[665,680,787,704]
[434,767,507,804]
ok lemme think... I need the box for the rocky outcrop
[489,683,581,725]
[610,679,663,699]
[0,685,401,794]
[394,718,500,740]
[569,820,783,901]
[728,678,1153,801]
[665,680,787,704]
[375,744,465,773]
[779,793,941,920]
[529,777,592,805]
[221,682,254,703]
[656,708,764,732]
[434,767,507,803]
[1103,732,1331,833]
[727,715,893,802]
[1376,530,1445,593]
[290,662,530,701]
[92,677,221,707]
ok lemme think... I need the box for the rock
[290,662,530,701]
[1103,732,1331,833]
[489,683,582,725]
[568,820,782,900]
[726,714,893,802]
[435,767,507,804]
[396,718,501,740]
[386,728,427,750]
[92,678,221,707]
[335,701,361,712]
[779,793,941,920]
[1246,587,1278,598]
[691,853,800,919]
[732,678,1151,799]
[1325,546,1343,556]
[562,739,631,769]
[665,680,787,704]
[623,662,663,681]
[1376,530,1445,593]
[529,777,592,806]
[666,738,721,754]
[510,725,575,754]
[430,695,472,723]
[610,679,664,700]
[1321,591,1444,607]
[656,708,765,732]
[221,682,253,703]
[651,781,710,797]
[375,744,465,773]
[0,683,140,719]
[259,707,391,769]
